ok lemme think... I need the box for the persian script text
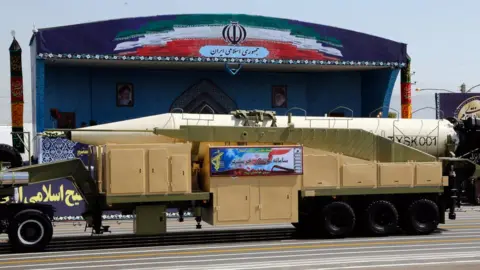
[199,45,269,59]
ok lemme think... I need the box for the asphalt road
[2,207,480,270]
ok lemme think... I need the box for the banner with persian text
[210,146,304,177]
[435,93,480,119]
[435,93,480,165]
[33,14,407,65]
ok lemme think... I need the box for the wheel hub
[17,220,45,246]
[374,210,394,226]
[330,211,351,229]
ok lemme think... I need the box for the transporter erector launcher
[2,109,480,253]
[63,109,480,206]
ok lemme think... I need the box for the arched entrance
[169,79,237,114]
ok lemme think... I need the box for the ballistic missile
[66,110,466,158]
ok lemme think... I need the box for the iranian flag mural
[112,15,343,61]
[33,14,407,64]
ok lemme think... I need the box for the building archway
[169,79,237,114]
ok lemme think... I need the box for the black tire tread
[8,209,53,253]
[320,201,356,238]
[0,143,23,168]
[403,198,439,235]
[363,200,399,236]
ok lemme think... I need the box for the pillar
[400,55,412,118]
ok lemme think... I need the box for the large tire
[402,199,439,235]
[8,209,53,253]
[0,143,23,168]
[363,200,399,236]
[320,201,356,238]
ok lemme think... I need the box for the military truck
[3,109,480,252]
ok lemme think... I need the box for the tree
[388,112,397,118]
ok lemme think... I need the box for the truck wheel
[363,200,398,236]
[0,143,23,168]
[320,201,356,238]
[8,209,53,252]
[402,199,439,235]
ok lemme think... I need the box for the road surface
[1,208,480,269]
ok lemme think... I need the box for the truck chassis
[0,167,460,253]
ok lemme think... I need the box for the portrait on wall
[271,85,287,108]
[116,83,134,107]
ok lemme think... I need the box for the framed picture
[271,85,287,108]
[116,82,134,107]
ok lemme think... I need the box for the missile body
[70,112,459,158]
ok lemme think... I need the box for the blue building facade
[30,13,407,134]
[39,66,398,129]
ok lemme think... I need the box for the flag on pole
[9,31,25,153]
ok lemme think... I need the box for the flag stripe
[119,38,340,61]
[114,14,343,48]
[114,25,343,58]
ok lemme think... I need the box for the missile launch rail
[1,110,480,253]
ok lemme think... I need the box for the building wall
[361,68,400,117]
[42,65,394,129]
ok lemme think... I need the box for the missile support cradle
[2,110,479,252]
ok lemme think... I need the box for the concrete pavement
[1,209,480,269]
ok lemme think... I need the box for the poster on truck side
[209,146,303,177]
